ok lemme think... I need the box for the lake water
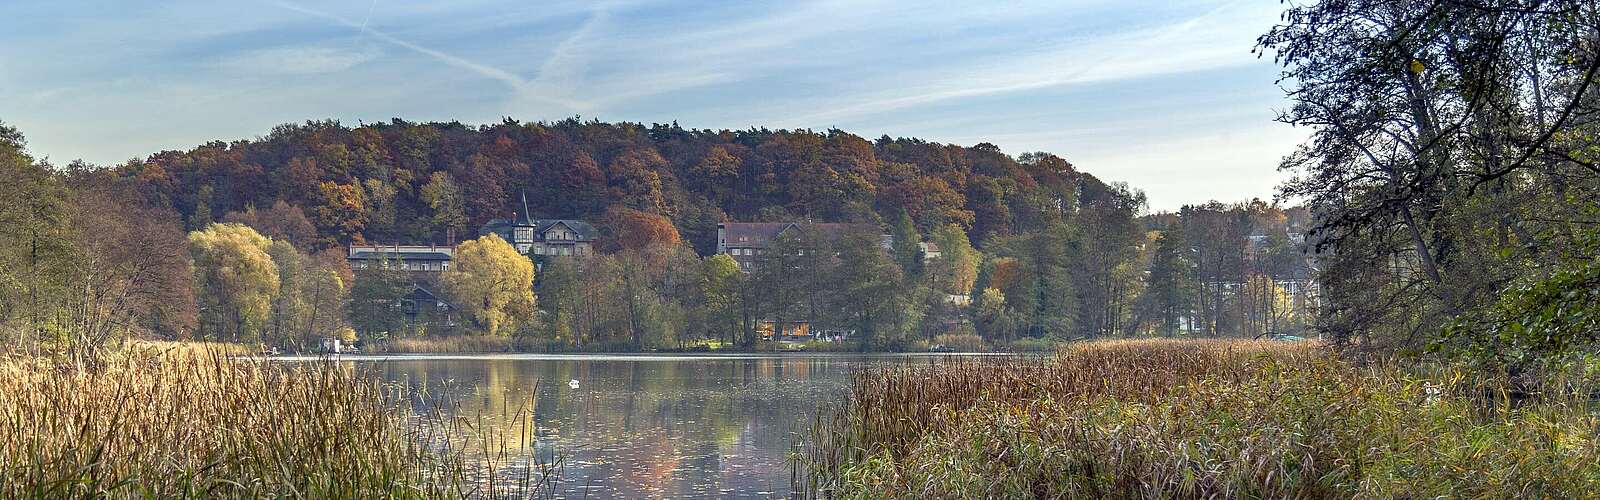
[284,353,981,498]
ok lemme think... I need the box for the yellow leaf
[1409,59,1425,74]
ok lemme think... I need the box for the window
[533,246,544,255]
[517,244,530,254]
[514,228,533,242]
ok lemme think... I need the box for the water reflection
[292,354,973,498]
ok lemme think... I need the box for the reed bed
[799,339,1600,498]
[0,346,560,498]
[369,336,519,354]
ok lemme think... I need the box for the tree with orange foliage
[598,207,681,253]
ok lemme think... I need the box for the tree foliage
[188,223,280,343]
[442,233,535,337]
[1260,0,1600,356]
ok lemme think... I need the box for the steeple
[520,189,532,225]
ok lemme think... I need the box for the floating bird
[569,379,580,389]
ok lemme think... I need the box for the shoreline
[263,351,1016,362]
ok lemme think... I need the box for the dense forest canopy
[3,114,1321,353]
[103,118,1126,255]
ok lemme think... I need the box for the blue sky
[0,0,1302,211]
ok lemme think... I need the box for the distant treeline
[99,118,1130,253]
[0,118,1317,355]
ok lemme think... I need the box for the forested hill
[98,118,1138,253]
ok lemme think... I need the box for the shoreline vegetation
[0,345,562,498]
[796,339,1600,498]
[189,333,1088,355]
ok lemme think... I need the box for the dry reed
[798,339,1600,498]
[0,345,560,498]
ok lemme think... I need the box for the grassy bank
[0,346,557,498]
[799,339,1600,498]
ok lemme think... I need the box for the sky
[0,0,1304,212]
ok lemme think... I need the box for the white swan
[568,379,580,389]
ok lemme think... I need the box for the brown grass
[799,339,1600,498]
[369,336,519,354]
[0,345,560,498]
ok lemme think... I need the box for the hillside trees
[105,119,1109,253]
[223,201,317,250]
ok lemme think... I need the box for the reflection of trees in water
[372,356,871,497]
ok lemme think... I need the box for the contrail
[272,0,601,112]
[358,0,378,36]
[273,1,526,90]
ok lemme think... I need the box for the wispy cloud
[776,2,1260,125]
[2,0,1296,208]
[216,45,379,74]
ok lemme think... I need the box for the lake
[279,353,984,498]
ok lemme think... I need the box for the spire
[520,189,532,225]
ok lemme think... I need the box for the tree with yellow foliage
[188,223,279,342]
[442,233,535,337]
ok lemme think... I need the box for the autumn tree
[890,210,922,276]
[224,200,317,250]
[700,254,743,345]
[189,223,280,343]
[52,184,194,362]
[827,228,915,349]
[927,223,979,296]
[442,233,535,337]
[1260,0,1600,350]
[266,241,350,349]
[421,171,466,241]
[598,206,682,252]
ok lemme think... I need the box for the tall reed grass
[0,345,560,498]
[369,336,519,354]
[798,339,1600,498]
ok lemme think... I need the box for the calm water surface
[287,353,983,498]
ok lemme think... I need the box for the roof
[348,251,453,261]
[405,285,453,309]
[480,217,599,242]
[720,222,881,248]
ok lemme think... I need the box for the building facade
[347,244,455,272]
[479,217,598,258]
[716,221,891,271]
